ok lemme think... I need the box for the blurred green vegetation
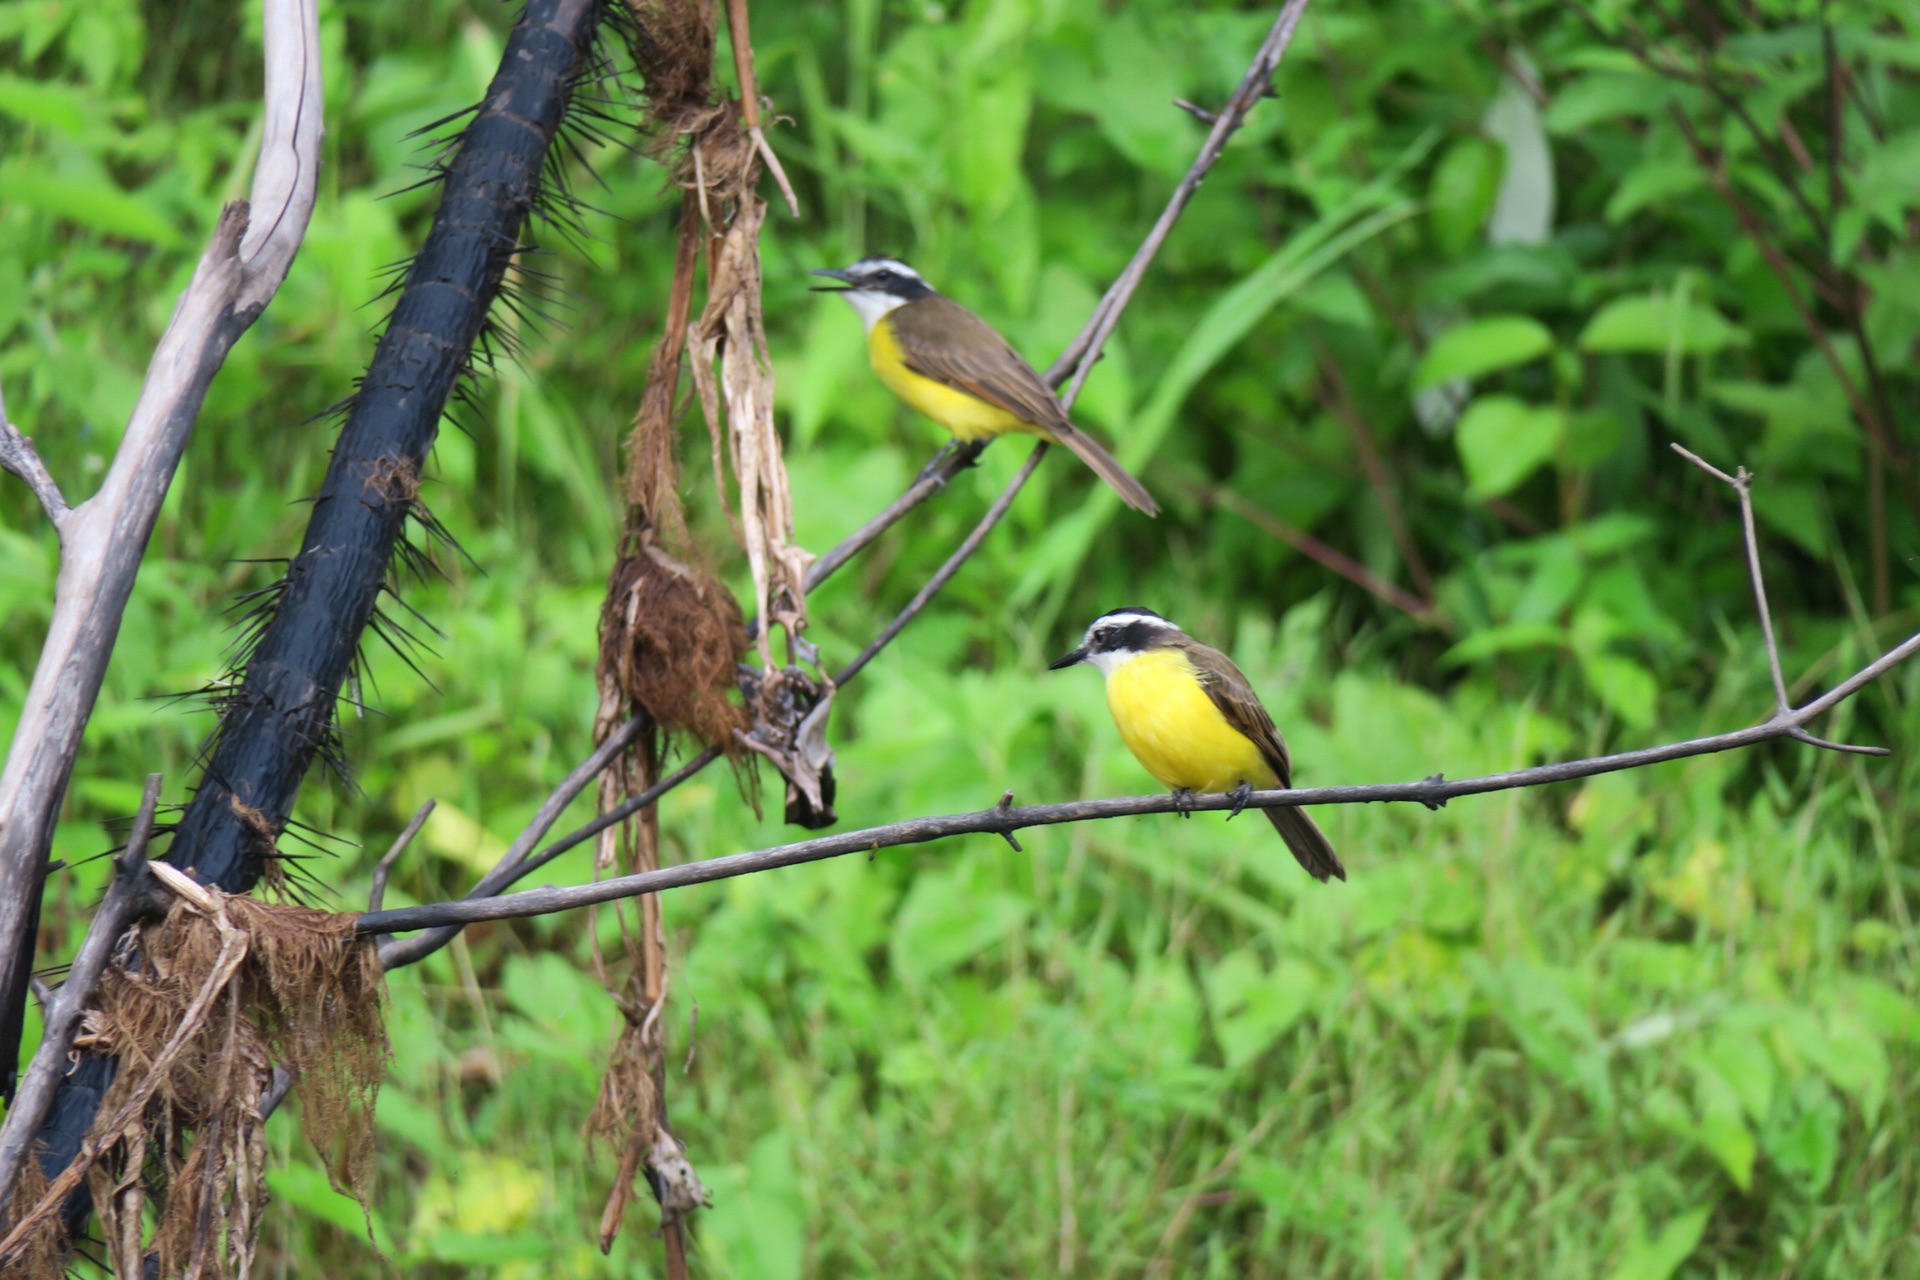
[4,0,1920,1275]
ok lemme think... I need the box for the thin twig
[1049,0,1309,401]
[375,715,646,970]
[834,445,1050,686]
[0,775,162,1217]
[0,380,69,529]
[367,799,437,914]
[1672,445,1791,713]
[1313,344,1435,602]
[1195,479,1440,624]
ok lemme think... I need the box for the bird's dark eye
[1093,627,1113,644]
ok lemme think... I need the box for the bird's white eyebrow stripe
[851,255,923,281]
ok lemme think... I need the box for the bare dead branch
[1672,445,1792,712]
[833,445,1051,686]
[1194,479,1441,624]
[371,0,1311,983]
[366,800,437,914]
[1049,0,1309,402]
[0,381,69,529]
[0,776,161,1218]
[362,447,1919,937]
[375,716,647,971]
[355,621,1916,936]
[0,0,324,1086]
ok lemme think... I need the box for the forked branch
[361,449,1917,938]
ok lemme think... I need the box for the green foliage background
[3,0,1919,1275]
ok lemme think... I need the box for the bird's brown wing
[1184,640,1294,786]
[887,296,1160,515]
[887,295,1073,431]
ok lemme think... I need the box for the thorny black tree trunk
[16,0,613,1251]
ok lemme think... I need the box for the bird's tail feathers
[1050,424,1159,515]
[1264,805,1346,883]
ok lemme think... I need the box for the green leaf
[1428,135,1503,255]
[0,160,184,246]
[1579,291,1749,355]
[1604,159,1706,223]
[1455,395,1562,499]
[1415,315,1553,388]
[1438,621,1566,667]
[0,74,89,136]
[1604,1206,1713,1280]
[1578,650,1657,729]
[1205,952,1314,1070]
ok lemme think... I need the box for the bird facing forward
[1050,607,1345,882]
[811,255,1159,515]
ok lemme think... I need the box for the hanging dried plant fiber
[0,890,386,1280]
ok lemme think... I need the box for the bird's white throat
[838,288,910,332]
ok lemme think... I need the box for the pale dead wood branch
[0,0,324,1081]
[360,449,1919,937]
[0,380,69,529]
[0,776,162,1219]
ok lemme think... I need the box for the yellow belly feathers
[1104,649,1277,794]
[868,320,1051,443]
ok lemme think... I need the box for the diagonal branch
[0,776,162,1218]
[0,380,69,530]
[362,445,1918,936]
[0,0,324,1103]
[374,0,1321,977]
[1672,445,1790,714]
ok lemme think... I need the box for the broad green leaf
[1688,1058,1757,1189]
[1415,315,1553,388]
[1454,395,1562,499]
[1544,71,1671,134]
[1604,159,1706,223]
[1428,135,1503,255]
[1604,1206,1713,1280]
[1579,292,1749,355]
[1439,621,1566,668]
[0,74,89,136]
[1579,650,1657,729]
[0,160,184,246]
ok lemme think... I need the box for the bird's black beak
[809,267,851,293]
[1048,646,1088,670]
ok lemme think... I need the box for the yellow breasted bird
[1049,607,1345,882]
[811,256,1159,515]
